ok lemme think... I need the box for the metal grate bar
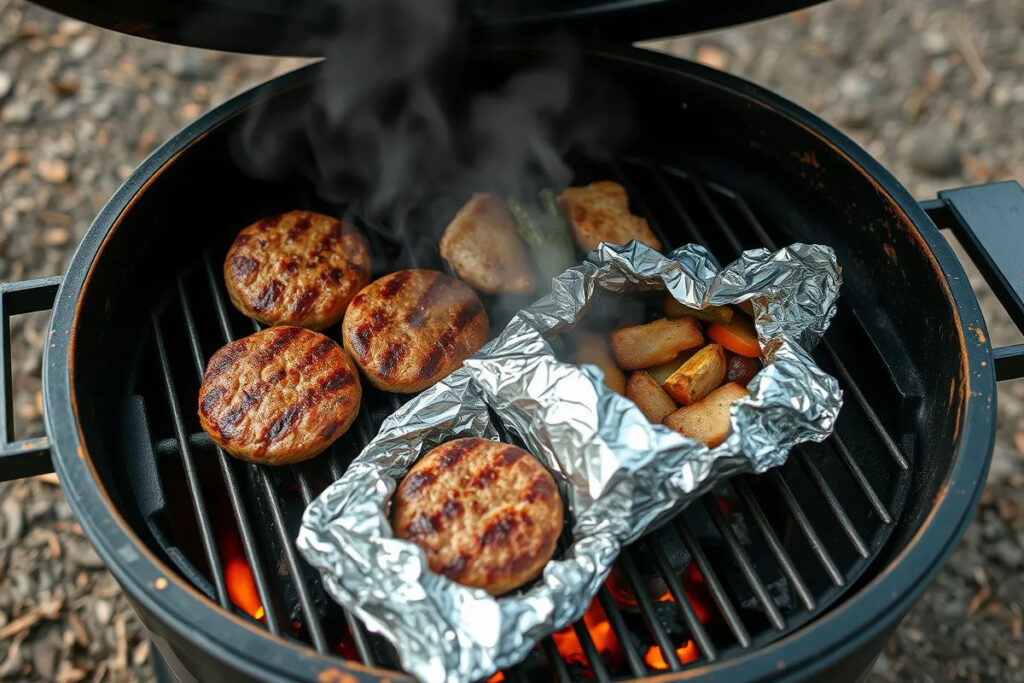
[617,551,682,671]
[829,436,892,524]
[820,346,910,471]
[293,465,376,665]
[607,158,673,250]
[766,470,844,587]
[541,637,572,683]
[795,448,869,557]
[730,478,815,611]
[674,518,752,647]
[685,174,745,256]
[571,620,611,683]
[177,278,284,635]
[649,542,718,661]
[647,165,711,247]
[596,587,647,675]
[703,497,786,630]
[201,251,330,650]
[150,312,230,609]
[255,467,330,653]
[720,186,910,472]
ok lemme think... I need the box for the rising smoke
[235,0,634,237]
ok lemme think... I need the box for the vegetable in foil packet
[298,241,842,683]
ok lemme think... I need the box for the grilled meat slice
[342,269,489,393]
[557,180,662,253]
[197,326,361,465]
[393,438,563,596]
[224,210,371,330]
[440,193,536,294]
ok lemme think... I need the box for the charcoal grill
[2,1,1024,681]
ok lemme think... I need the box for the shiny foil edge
[298,241,843,683]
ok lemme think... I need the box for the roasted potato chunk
[663,382,750,447]
[663,295,734,324]
[609,317,703,371]
[557,181,662,253]
[663,343,727,406]
[576,331,626,394]
[626,371,678,423]
[646,351,696,385]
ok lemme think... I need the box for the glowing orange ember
[643,641,699,670]
[552,599,623,670]
[486,673,506,683]
[220,527,265,621]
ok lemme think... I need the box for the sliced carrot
[707,318,761,358]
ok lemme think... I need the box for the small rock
[168,49,205,79]
[50,75,79,96]
[695,44,729,70]
[44,228,70,247]
[68,541,104,569]
[67,34,97,62]
[0,72,11,101]
[837,72,877,102]
[907,127,962,177]
[921,31,952,56]
[93,600,112,626]
[36,159,69,184]
[179,101,202,120]
[991,539,1024,568]
[1,99,36,124]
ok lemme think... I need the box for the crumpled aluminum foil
[298,241,842,683]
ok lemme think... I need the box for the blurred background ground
[0,0,1021,680]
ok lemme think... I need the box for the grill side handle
[0,276,62,481]
[921,180,1024,382]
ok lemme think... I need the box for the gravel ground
[0,0,1021,681]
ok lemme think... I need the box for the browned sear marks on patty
[197,326,361,465]
[224,210,371,330]
[392,438,563,596]
[342,269,489,393]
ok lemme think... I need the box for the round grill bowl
[40,44,994,682]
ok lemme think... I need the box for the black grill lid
[31,0,825,55]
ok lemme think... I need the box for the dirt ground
[0,0,1021,680]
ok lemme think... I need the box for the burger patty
[393,438,563,596]
[224,210,371,330]
[197,326,361,465]
[342,269,489,393]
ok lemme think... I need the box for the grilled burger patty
[342,269,489,393]
[224,210,371,330]
[197,326,361,465]
[393,438,563,595]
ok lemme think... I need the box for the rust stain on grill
[253,279,284,312]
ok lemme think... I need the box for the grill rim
[43,44,994,682]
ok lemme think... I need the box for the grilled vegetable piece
[663,343,727,405]
[737,300,755,317]
[726,353,762,387]
[576,331,626,394]
[626,371,678,423]
[556,181,662,253]
[663,382,750,447]
[507,190,576,283]
[646,351,697,385]
[440,193,536,295]
[707,317,761,358]
[609,317,703,371]
[663,295,734,324]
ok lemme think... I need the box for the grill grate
[133,156,914,679]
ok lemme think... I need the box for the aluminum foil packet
[298,241,842,683]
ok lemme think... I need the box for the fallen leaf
[968,585,991,615]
